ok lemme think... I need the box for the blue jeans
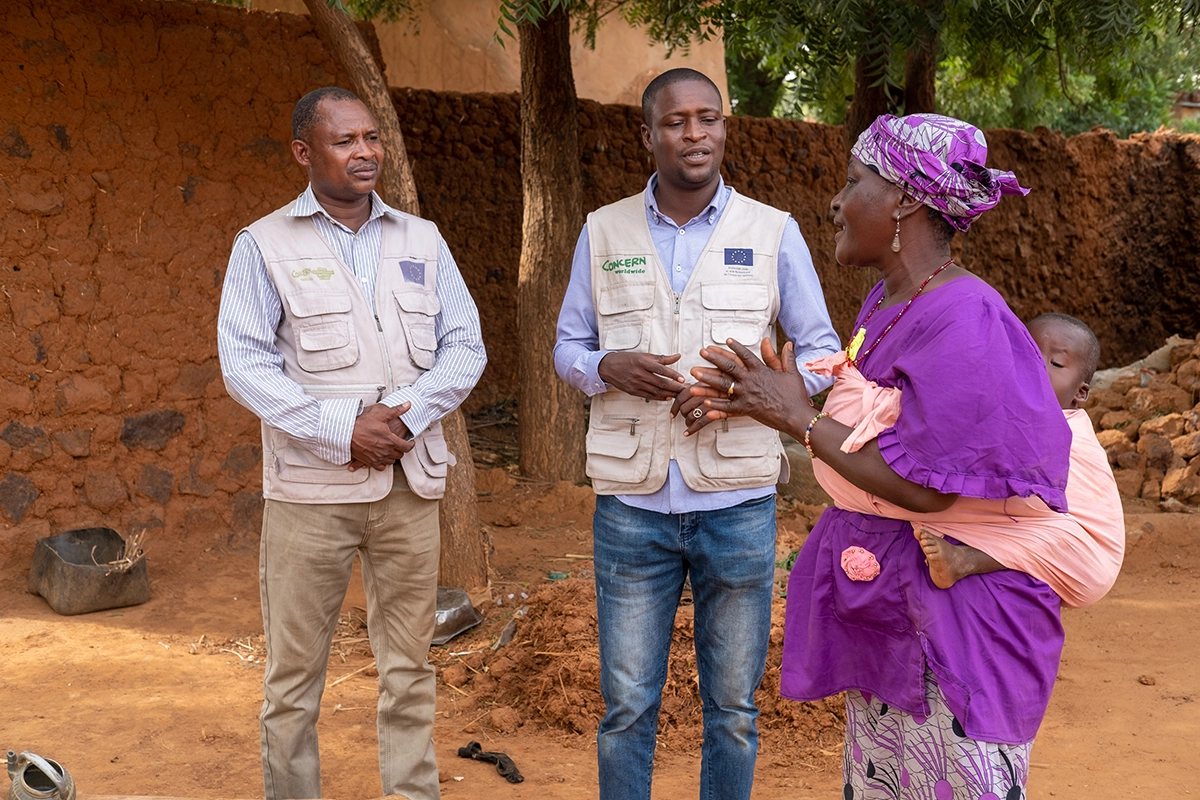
[593,493,777,800]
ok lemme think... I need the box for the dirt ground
[1,457,1197,799]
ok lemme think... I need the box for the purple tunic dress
[780,276,1071,745]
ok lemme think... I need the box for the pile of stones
[1087,336,1200,508]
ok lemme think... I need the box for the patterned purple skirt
[843,670,1032,800]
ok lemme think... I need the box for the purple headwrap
[850,113,1030,233]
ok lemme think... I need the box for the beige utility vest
[586,189,789,495]
[244,203,453,503]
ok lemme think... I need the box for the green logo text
[292,267,336,281]
[601,256,648,274]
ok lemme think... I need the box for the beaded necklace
[845,258,954,367]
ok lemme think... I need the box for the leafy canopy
[210,0,1200,135]
[720,0,1200,135]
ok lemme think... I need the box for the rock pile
[1087,335,1200,507]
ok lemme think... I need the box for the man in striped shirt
[217,86,485,800]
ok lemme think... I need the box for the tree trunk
[904,32,938,114]
[845,51,899,143]
[301,0,489,594]
[301,0,419,215]
[516,7,587,482]
[726,49,784,117]
[434,407,489,595]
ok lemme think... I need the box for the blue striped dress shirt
[217,186,486,467]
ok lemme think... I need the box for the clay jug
[6,751,75,800]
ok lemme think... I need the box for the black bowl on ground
[27,527,150,616]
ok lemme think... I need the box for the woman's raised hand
[686,339,814,435]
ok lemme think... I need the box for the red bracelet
[804,412,829,459]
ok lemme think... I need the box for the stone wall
[2,0,1198,561]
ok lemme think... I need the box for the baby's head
[1028,313,1100,409]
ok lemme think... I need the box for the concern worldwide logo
[601,256,648,275]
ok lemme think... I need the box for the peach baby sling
[805,353,1125,608]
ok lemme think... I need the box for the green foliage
[724,0,1200,135]
[196,0,418,20]
[492,0,719,50]
[775,547,799,597]
[323,0,418,22]
[776,548,800,571]
[225,0,1200,135]
[495,0,572,41]
[938,17,1200,135]
[726,49,787,115]
[339,0,416,23]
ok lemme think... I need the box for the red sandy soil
[1,471,1196,800]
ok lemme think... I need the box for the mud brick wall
[0,0,386,562]
[2,0,1199,560]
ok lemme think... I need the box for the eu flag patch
[724,248,753,266]
[399,260,426,284]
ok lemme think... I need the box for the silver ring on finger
[691,408,705,420]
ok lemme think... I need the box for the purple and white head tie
[850,113,1030,233]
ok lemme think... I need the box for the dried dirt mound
[1087,334,1200,508]
[438,578,845,762]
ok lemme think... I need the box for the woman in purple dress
[688,114,1068,799]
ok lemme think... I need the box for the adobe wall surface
[0,0,382,557]
[249,0,731,113]
[2,0,1198,554]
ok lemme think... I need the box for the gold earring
[891,216,901,252]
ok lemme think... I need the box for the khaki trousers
[258,470,440,800]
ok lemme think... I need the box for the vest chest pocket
[701,284,771,348]
[393,289,440,370]
[586,414,653,483]
[695,416,780,480]
[286,291,359,373]
[597,284,655,352]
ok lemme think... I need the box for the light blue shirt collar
[644,173,729,228]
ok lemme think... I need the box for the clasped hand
[597,351,719,433]
[688,339,813,435]
[348,401,414,472]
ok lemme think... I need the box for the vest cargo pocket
[709,317,766,349]
[602,321,644,351]
[701,283,771,349]
[286,291,360,372]
[695,418,780,480]
[414,430,454,479]
[597,283,654,353]
[393,289,440,370]
[275,442,370,485]
[295,321,359,372]
[586,426,652,483]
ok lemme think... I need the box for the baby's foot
[915,528,967,590]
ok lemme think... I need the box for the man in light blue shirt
[554,68,838,800]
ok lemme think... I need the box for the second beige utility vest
[244,203,453,503]
[586,189,789,495]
